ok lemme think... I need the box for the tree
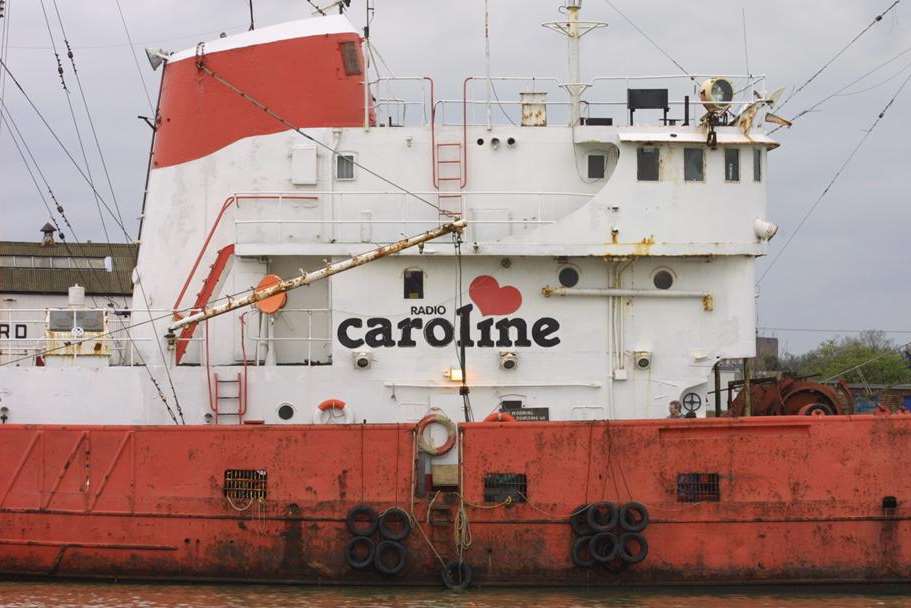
[780,331,911,385]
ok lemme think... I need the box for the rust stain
[632,236,655,256]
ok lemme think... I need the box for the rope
[194,62,445,215]
[777,1,901,112]
[758,67,911,284]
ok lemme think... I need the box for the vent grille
[224,469,267,501]
[484,473,527,503]
[676,473,720,503]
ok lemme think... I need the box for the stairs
[435,142,464,217]
[212,372,246,424]
[174,244,235,365]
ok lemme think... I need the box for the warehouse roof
[0,240,138,296]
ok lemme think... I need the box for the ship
[1,0,909,588]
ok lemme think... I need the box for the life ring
[416,412,457,456]
[313,398,355,424]
[483,411,517,423]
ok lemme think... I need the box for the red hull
[1,416,910,586]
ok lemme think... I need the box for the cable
[822,340,911,383]
[113,0,154,113]
[0,0,12,139]
[0,57,132,241]
[603,0,693,81]
[772,44,911,133]
[757,67,911,284]
[194,60,446,216]
[777,0,901,112]
[1,108,180,424]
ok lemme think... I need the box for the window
[637,147,660,181]
[403,269,424,299]
[75,310,104,332]
[558,266,579,288]
[724,148,740,182]
[49,311,74,332]
[336,154,355,180]
[676,473,720,502]
[684,148,704,182]
[587,154,606,179]
[653,269,674,290]
[339,41,362,76]
[753,148,762,182]
[483,473,528,503]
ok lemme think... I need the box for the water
[2,582,911,608]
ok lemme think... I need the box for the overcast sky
[0,0,909,354]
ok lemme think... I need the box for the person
[668,400,683,418]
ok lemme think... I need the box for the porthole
[558,266,580,288]
[277,403,295,421]
[653,269,674,290]
[477,138,485,146]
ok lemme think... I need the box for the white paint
[168,15,357,63]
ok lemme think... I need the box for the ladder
[435,142,464,217]
[212,372,246,424]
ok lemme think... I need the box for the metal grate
[224,469,267,501]
[484,473,527,503]
[676,473,720,503]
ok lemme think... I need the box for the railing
[369,73,767,128]
[0,307,333,368]
[232,190,592,246]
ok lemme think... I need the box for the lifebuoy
[416,412,457,456]
[313,398,355,424]
[483,411,517,423]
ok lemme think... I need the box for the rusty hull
[1,416,910,586]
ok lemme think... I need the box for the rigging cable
[113,0,154,113]
[193,59,446,216]
[602,0,694,81]
[0,0,11,138]
[777,0,901,112]
[758,67,911,285]
[0,108,180,424]
[47,0,130,308]
[772,44,911,134]
[0,52,184,420]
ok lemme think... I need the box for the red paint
[174,244,234,365]
[469,276,523,316]
[2,415,911,585]
[152,33,366,169]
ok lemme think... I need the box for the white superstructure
[0,6,779,428]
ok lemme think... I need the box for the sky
[0,0,909,354]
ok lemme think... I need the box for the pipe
[542,287,710,299]
[168,220,466,333]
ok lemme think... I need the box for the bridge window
[637,147,659,181]
[587,153,606,179]
[753,148,762,182]
[403,269,424,299]
[336,154,355,180]
[684,148,704,182]
[724,148,740,182]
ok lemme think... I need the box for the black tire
[619,501,649,532]
[571,535,594,568]
[619,532,649,564]
[589,531,620,563]
[345,536,375,570]
[442,560,472,591]
[373,540,408,576]
[586,501,619,532]
[379,507,413,541]
[346,504,378,536]
[569,504,593,536]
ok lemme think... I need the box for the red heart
[469,275,522,316]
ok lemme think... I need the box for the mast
[542,0,607,126]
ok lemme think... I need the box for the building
[0,224,137,366]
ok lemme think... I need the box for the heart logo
[469,275,522,316]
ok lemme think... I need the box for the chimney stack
[40,222,57,247]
